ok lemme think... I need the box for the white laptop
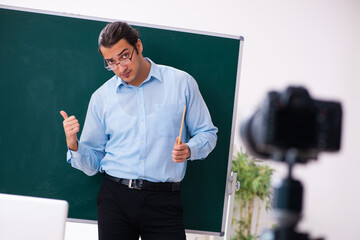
[0,193,68,240]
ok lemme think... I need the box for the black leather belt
[104,173,181,192]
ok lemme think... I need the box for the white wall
[1,1,359,239]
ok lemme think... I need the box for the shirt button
[140,160,144,163]
[139,105,143,108]
[140,122,144,126]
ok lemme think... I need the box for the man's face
[100,39,143,86]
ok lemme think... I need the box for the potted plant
[231,150,274,240]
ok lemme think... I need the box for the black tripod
[261,149,324,240]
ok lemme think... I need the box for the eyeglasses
[104,48,135,71]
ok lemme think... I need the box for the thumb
[60,110,69,120]
[176,136,182,145]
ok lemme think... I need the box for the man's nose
[116,63,127,73]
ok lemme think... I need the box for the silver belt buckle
[128,179,142,190]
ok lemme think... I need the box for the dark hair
[98,21,139,55]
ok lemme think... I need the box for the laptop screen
[0,193,68,240]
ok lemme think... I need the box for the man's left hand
[172,137,190,163]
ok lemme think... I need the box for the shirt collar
[116,58,162,91]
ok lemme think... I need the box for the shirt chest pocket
[154,104,184,137]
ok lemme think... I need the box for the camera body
[241,86,342,162]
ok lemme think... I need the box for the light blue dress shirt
[67,58,218,182]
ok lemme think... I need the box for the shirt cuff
[186,141,199,160]
[66,143,85,163]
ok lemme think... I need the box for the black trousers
[97,177,186,240]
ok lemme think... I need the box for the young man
[60,21,217,240]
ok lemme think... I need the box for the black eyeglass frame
[103,48,135,71]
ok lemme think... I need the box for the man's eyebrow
[105,48,129,61]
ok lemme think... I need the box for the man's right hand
[60,110,79,151]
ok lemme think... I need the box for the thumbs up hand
[60,110,79,151]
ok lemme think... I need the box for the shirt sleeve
[184,75,218,160]
[66,93,107,176]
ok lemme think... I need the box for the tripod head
[240,86,342,240]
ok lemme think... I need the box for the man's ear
[136,39,143,53]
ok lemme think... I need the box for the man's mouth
[121,71,130,78]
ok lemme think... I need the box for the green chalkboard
[0,7,243,235]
